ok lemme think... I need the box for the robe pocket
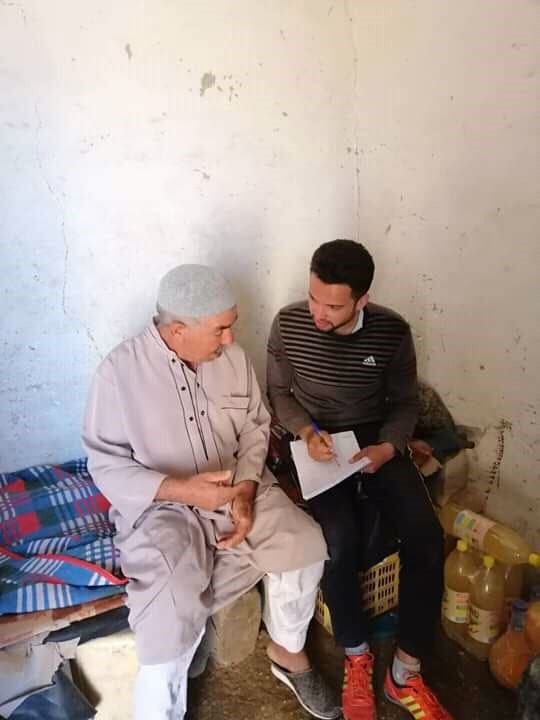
[220,395,250,411]
[220,395,250,436]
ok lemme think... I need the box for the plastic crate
[315,552,400,634]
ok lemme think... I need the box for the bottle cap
[457,539,468,552]
[529,553,540,568]
[484,555,495,568]
[512,599,528,612]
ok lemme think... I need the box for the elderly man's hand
[158,470,243,511]
[185,470,245,511]
[217,480,257,550]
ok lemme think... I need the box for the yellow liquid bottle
[439,502,531,564]
[442,539,479,642]
[467,555,505,661]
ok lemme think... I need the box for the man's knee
[303,514,329,562]
[142,504,210,574]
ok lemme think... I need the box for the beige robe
[82,323,326,663]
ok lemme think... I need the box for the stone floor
[187,621,518,720]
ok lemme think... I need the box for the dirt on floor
[186,622,518,720]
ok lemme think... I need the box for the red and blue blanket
[0,459,127,614]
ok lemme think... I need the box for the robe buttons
[189,416,194,422]
[201,410,205,416]
[181,386,186,391]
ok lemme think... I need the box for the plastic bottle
[467,555,505,661]
[529,552,540,586]
[439,502,531,564]
[442,540,479,642]
[469,551,537,629]
[489,599,531,689]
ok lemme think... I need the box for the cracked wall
[1,1,538,551]
[0,1,357,469]
[349,1,540,546]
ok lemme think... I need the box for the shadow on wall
[190,209,276,374]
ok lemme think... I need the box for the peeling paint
[0,0,27,26]
[199,72,216,97]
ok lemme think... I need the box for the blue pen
[311,422,339,466]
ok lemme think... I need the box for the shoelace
[348,658,374,699]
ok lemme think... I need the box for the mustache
[311,317,335,332]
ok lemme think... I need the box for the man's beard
[312,308,358,334]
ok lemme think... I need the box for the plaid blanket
[0,459,126,614]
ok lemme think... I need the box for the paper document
[290,430,371,500]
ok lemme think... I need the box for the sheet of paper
[290,430,371,500]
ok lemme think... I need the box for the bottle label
[443,589,470,623]
[453,510,496,551]
[469,605,501,643]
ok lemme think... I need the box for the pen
[311,422,340,466]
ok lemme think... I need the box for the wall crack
[33,103,102,360]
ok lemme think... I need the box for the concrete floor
[187,621,518,720]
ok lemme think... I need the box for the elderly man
[82,264,339,720]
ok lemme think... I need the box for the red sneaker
[342,653,377,720]
[384,669,454,720]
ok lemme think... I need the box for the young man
[83,264,339,720]
[267,240,452,720]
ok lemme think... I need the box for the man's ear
[355,292,369,311]
[170,321,188,337]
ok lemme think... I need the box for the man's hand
[349,442,396,474]
[157,470,243,511]
[217,480,257,550]
[299,425,335,462]
[409,439,432,469]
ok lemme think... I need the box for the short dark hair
[310,239,375,298]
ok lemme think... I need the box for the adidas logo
[362,355,376,366]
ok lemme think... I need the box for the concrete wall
[349,1,540,546]
[1,1,539,547]
[0,1,357,469]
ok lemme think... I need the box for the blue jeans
[307,425,444,658]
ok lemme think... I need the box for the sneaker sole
[270,664,342,720]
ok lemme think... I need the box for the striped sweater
[266,301,418,453]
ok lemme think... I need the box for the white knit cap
[157,264,236,318]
